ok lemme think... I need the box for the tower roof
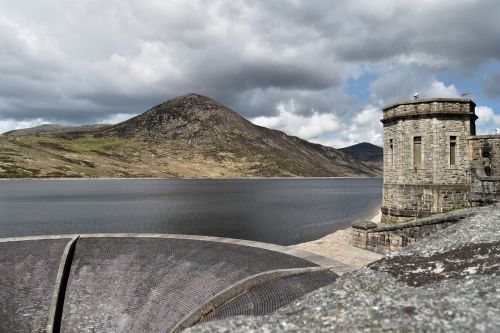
[382,97,476,111]
[381,98,476,124]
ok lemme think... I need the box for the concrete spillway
[199,270,339,323]
[0,237,71,332]
[0,234,350,332]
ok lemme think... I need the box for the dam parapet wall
[352,208,476,254]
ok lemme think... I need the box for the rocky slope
[0,93,379,178]
[188,203,500,332]
[340,142,383,171]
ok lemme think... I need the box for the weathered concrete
[0,237,71,333]
[60,237,322,332]
[0,233,343,333]
[188,203,500,333]
[46,236,79,333]
[77,233,348,269]
[173,267,337,332]
[292,226,383,269]
[199,270,338,323]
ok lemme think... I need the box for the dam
[1,233,351,332]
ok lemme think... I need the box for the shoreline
[0,176,382,181]
[291,210,383,268]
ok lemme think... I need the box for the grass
[0,125,376,178]
[14,134,146,154]
[0,164,40,178]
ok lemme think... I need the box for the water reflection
[0,178,382,245]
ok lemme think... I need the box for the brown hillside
[0,93,379,178]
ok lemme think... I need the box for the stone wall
[382,98,477,124]
[469,167,500,206]
[468,135,500,205]
[381,98,476,223]
[469,135,500,176]
[382,184,470,223]
[352,209,475,254]
[383,118,471,185]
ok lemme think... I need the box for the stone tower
[381,98,477,223]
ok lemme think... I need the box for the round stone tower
[381,98,477,223]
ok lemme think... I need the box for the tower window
[482,144,491,176]
[389,139,394,166]
[450,136,456,166]
[413,136,422,167]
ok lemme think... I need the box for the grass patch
[0,165,40,178]
[64,135,146,154]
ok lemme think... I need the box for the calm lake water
[0,178,382,245]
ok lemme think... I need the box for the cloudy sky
[1,0,500,147]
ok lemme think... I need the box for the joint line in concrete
[46,235,79,333]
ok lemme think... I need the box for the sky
[1,0,500,148]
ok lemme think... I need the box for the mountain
[0,93,380,178]
[340,142,383,171]
[4,124,111,136]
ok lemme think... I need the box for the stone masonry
[352,208,476,253]
[381,97,500,223]
[381,98,477,223]
[469,135,500,205]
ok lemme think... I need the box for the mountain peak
[158,93,222,109]
[177,92,212,100]
[147,93,229,115]
[105,93,252,140]
[346,142,382,150]
[339,142,383,171]
[0,92,380,178]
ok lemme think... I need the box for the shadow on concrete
[0,234,348,332]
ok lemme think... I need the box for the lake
[0,178,382,245]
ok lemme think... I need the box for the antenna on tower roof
[413,92,419,100]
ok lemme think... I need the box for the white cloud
[98,113,137,125]
[0,0,499,145]
[0,118,48,134]
[252,102,383,148]
[321,105,383,148]
[370,67,460,106]
[425,81,459,98]
[251,100,341,140]
[476,106,500,125]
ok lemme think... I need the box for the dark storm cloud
[482,73,500,98]
[193,62,338,92]
[219,87,356,119]
[0,0,499,142]
[332,0,500,68]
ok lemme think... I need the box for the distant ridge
[4,124,111,136]
[0,93,380,178]
[340,142,383,171]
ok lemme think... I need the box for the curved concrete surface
[172,266,337,332]
[199,269,338,323]
[0,237,72,332]
[0,234,350,332]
